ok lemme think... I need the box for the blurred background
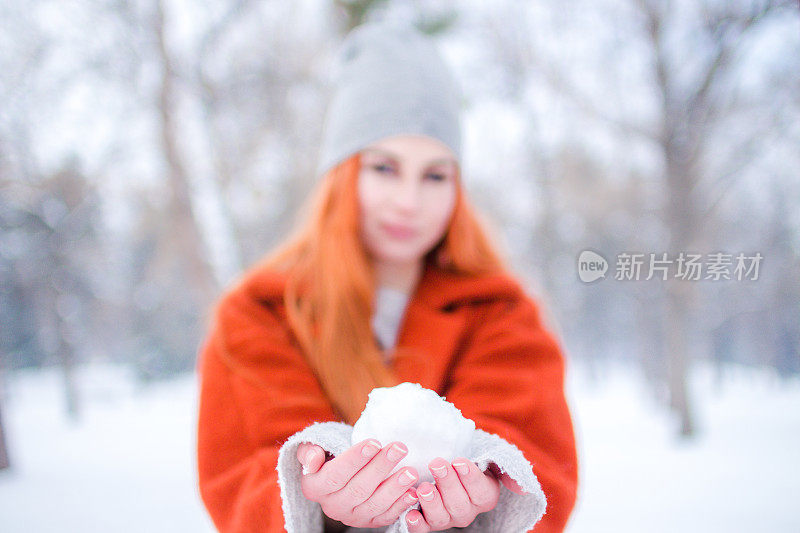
[1,0,798,531]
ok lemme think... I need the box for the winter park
[1,2,799,533]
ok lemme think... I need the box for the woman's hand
[297,439,420,528]
[404,458,526,532]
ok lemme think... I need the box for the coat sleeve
[196,289,340,533]
[444,293,579,533]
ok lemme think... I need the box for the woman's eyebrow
[362,148,456,166]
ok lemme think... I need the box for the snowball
[351,382,476,485]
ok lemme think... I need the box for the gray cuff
[276,421,354,532]
[276,424,546,533]
[457,428,547,532]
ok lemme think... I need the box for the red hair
[252,152,509,423]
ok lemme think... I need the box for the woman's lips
[381,222,417,239]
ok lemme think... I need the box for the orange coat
[196,260,579,532]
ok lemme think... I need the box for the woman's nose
[391,175,421,212]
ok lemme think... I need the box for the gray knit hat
[314,20,463,179]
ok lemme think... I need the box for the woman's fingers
[428,458,473,527]
[351,465,418,524]
[305,438,382,496]
[296,443,326,475]
[414,482,450,530]
[500,472,526,494]
[405,508,431,532]
[487,462,526,495]
[298,443,511,528]
[452,458,501,512]
[327,441,409,509]
[369,483,419,526]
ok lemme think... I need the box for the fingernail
[418,488,434,501]
[430,461,448,478]
[404,491,418,504]
[399,469,417,486]
[387,442,407,462]
[301,452,313,475]
[452,461,470,476]
[301,449,317,474]
[362,440,381,457]
[407,515,420,525]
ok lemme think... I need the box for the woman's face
[357,134,459,268]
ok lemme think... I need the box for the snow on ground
[565,361,800,533]
[0,365,215,532]
[0,359,798,532]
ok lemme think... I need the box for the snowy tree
[453,0,800,436]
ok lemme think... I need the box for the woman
[196,20,578,533]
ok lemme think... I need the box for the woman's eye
[426,173,447,181]
[373,164,394,173]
